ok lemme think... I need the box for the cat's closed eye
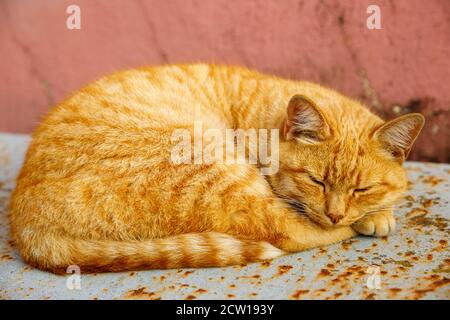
[308,175,326,191]
[352,187,372,196]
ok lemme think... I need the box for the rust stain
[124,287,159,300]
[384,258,413,268]
[312,288,327,297]
[276,265,293,277]
[411,277,450,299]
[364,292,376,300]
[420,198,435,208]
[333,292,342,299]
[406,180,414,190]
[341,239,358,250]
[239,274,261,279]
[182,270,195,277]
[388,288,402,298]
[291,289,309,299]
[406,215,448,230]
[260,260,271,268]
[193,288,207,294]
[406,208,428,218]
[432,259,450,273]
[421,176,445,186]
[432,240,448,252]
[404,251,415,257]
[318,268,331,277]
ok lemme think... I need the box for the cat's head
[270,94,424,228]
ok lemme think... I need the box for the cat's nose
[326,212,344,224]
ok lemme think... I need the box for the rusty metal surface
[0,132,448,300]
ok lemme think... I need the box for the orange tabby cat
[9,64,424,273]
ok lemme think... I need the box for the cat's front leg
[351,210,396,237]
[273,213,357,252]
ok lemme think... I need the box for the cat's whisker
[271,194,309,215]
[362,206,395,216]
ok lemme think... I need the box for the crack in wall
[333,3,385,114]
[136,0,169,63]
[1,2,55,108]
[220,2,252,66]
[359,70,384,116]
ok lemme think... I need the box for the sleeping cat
[9,64,424,273]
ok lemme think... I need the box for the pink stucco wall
[1,0,449,162]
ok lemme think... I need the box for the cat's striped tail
[20,232,285,274]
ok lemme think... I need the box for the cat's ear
[373,113,425,162]
[283,95,330,144]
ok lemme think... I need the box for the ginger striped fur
[9,64,424,273]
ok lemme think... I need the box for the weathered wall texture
[0,0,449,162]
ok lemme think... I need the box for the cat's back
[35,63,265,135]
[13,64,263,186]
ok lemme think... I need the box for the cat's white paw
[352,211,396,237]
